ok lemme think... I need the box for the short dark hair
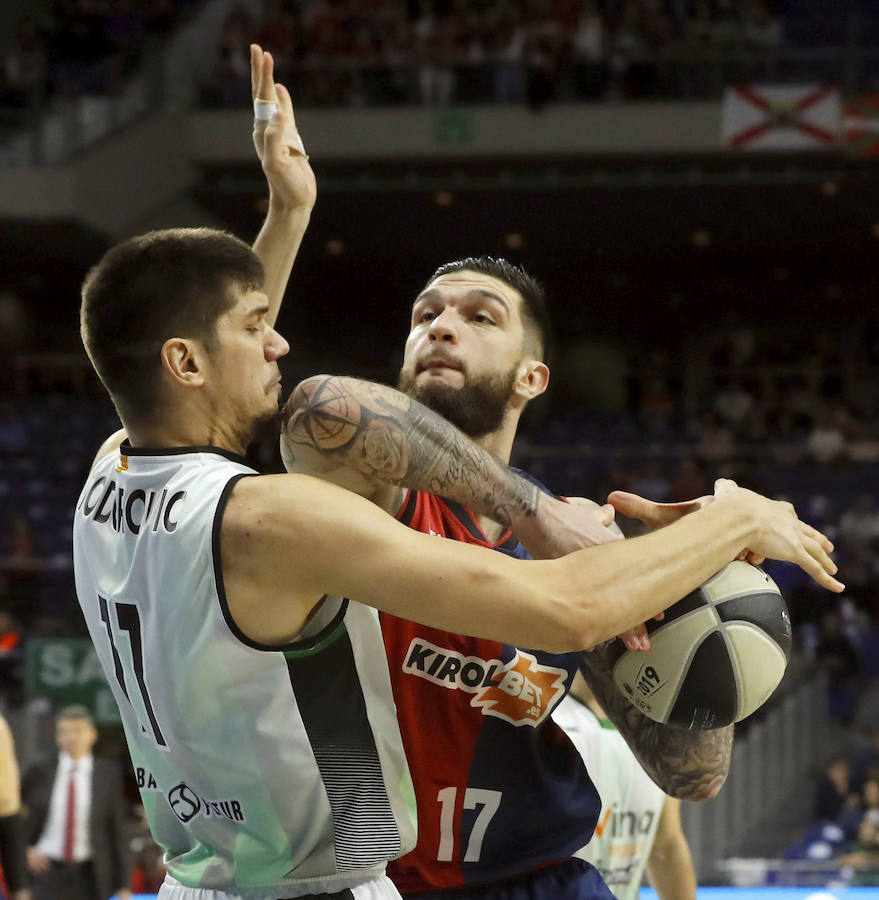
[427,256,553,363]
[81,228,264,424]
[56,705,94,725]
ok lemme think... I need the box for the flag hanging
[722,84,841,150]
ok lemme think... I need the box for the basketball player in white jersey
[554,674,697,900]
[73,45,842,900]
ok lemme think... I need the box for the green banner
[434,111,474,145]
[25,639,121,724]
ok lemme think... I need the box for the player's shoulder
[221,471,346,530]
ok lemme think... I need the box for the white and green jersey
[72,445,416,897]
[552,696,665,900]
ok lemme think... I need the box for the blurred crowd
[0,0,203,126]
[203,0,784,108]
[0,0,793,115]
[781,734,879,886]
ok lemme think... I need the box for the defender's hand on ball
[715,480,842,593]
[609,479,842,594]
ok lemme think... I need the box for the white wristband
[253,99,277,121]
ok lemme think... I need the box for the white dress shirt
[35,753,93,862]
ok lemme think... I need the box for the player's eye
[417,310,436,323]
[473,313,494,324]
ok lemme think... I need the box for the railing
[682,670,833,882]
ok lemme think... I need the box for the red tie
[62,763,77,861]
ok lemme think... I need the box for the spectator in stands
[1,16,47,110]
[814,754,859,824]
[22,706,131,900]
[841,816,879,885]
[807,407,847,464]
[839,495,879,548]
[492,17,526,103]
[815,608,862,724]
[852,729,879,793]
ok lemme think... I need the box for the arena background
[1,0,879,895]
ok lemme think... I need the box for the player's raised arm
[220,470,842,654]
[249,44,316,325]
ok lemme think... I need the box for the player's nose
[427,308,458,343]
[266,326,290,360]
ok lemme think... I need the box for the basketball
[607,561,792,730]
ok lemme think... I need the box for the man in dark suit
[21,706,130,900]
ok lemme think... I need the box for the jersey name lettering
[78,476,186,535]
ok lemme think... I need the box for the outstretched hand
[610,479,843,594]
[250,44,317,212]
[712,479,843,593]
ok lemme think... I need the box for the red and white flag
[722,84,841,150]
[843,94,879,157]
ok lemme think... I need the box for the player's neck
[472,418,518,544]
[126,410,249,457]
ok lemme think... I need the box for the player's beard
[397,363,518,438]
[251,404,286,446]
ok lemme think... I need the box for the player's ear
[515,360,549,400]
[161,337,206,389]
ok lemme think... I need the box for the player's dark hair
[56,705,94,724]
[81,228,264,424]
[428,256,553,363]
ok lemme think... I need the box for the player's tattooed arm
[580,647,734,801]
[282,374,541,527]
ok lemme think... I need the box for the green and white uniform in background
[73,446,416,899]
[552,696,665,900]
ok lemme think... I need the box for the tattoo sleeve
[283,374,541,527]
[580,646,734,801]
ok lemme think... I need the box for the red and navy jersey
[382,487,601,894]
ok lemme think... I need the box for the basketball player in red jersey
[280,257,837,898]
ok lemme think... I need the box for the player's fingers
[797,544,844,593]
[801,535,838,578]
[598,503,616,528]
[277,82,296,128]
[606,490,652,521]
[619,623,650,652]
[745,551,766,566]
[800,520,834,553]
[713,478,738,496]
[262,110,285,163]
[261,51,278,102]
[250,44,261,100]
